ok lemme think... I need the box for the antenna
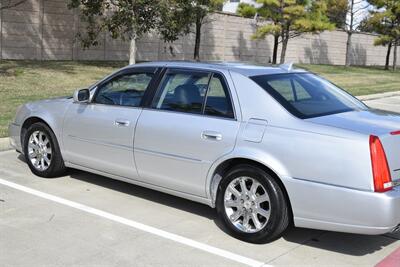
[279,62,294,72]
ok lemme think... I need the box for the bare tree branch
[0,0,27,10]
[353,5,370,14]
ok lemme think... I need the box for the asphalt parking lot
[1,95,400,266]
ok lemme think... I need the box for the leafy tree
[357,15,374,32]
[165,0,224,61]
[239,0,334,64]
[326,0,348,29]
[0,0,27,10]
[365,0,400,70]
[68,0,178,64]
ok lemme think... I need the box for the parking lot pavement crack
[262,231,329,265]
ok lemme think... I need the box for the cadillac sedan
[8,61,400,243]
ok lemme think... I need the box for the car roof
[125,61,308,76]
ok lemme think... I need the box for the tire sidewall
[216,165,287,243]
[23,122,62,177]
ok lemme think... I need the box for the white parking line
[0,178,269,267]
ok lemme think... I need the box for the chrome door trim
[134,147,204,163]
[68,135,133,151]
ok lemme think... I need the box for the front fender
[18,98,72,152]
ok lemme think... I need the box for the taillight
[370,135,393,192]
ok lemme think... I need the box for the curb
[356,91,400,101]
[0,137,12,152]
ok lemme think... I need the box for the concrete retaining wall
[0,0,398,65]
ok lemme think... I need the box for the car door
[62,67,158,179]
[134,68,241,197]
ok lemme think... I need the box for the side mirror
[73,88,90,103]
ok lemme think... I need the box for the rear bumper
[285,177,400,235]
[8,122,22,152]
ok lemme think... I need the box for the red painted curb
[375,246,400,267]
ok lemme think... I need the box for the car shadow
[17,154,398,256]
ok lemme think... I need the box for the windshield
[250,73,367,119]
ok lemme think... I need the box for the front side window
[152,70,209,114]
[94,72,154,107]
[251,73,367,119]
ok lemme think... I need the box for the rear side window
[152,70,209,114]
[152,69,235,119]
[204,73,234,118]
[251,73,367,118]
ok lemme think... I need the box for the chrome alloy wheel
[224,177,271,233]
[27,130,52,171]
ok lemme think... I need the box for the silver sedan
[9,61,400,243]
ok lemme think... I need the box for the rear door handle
[202,131,222,141]
[114,119,130,127]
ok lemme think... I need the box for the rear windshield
[251,73,367,119]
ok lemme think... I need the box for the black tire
[216,164,290,243]
[23,122,66,178]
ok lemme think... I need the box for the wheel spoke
[250,180,260,194]
[257,207,270,220]
[43,138,49,146]
[251,213,262,230]
[33,159,40,168]
[225,199,240,208]
[28,143,39,151]
[33,133,39,144]
[242,213,250,230]
[239,178,248,194]
[256,193,269,204]
[43,156,50,165]
[39,132,44,143]
[28,150,37,158]
[230,210,243,222]
[228,184,241,199]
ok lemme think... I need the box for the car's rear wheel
[23,122,66,177]
[216,164,290,243]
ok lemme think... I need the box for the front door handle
[202,131,222,141]
[114,119,130,127]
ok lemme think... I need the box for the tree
[238,0,334,64]
[343,0,370,67]
[326,0,348,29]
[166,0,224,61]
[365,0,400,70]
[0,0,27,10]
[68,0,176,64]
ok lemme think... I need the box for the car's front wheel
[216,164,290,243]
[23,122,66,177]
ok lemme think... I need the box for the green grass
[296,64,400,96]
[0,60,126,137]
[1,60,399,138]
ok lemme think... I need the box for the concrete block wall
[0,0,398,66]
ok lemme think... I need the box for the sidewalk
[0,137,11,152]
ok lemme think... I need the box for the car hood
[307,109,400,136]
